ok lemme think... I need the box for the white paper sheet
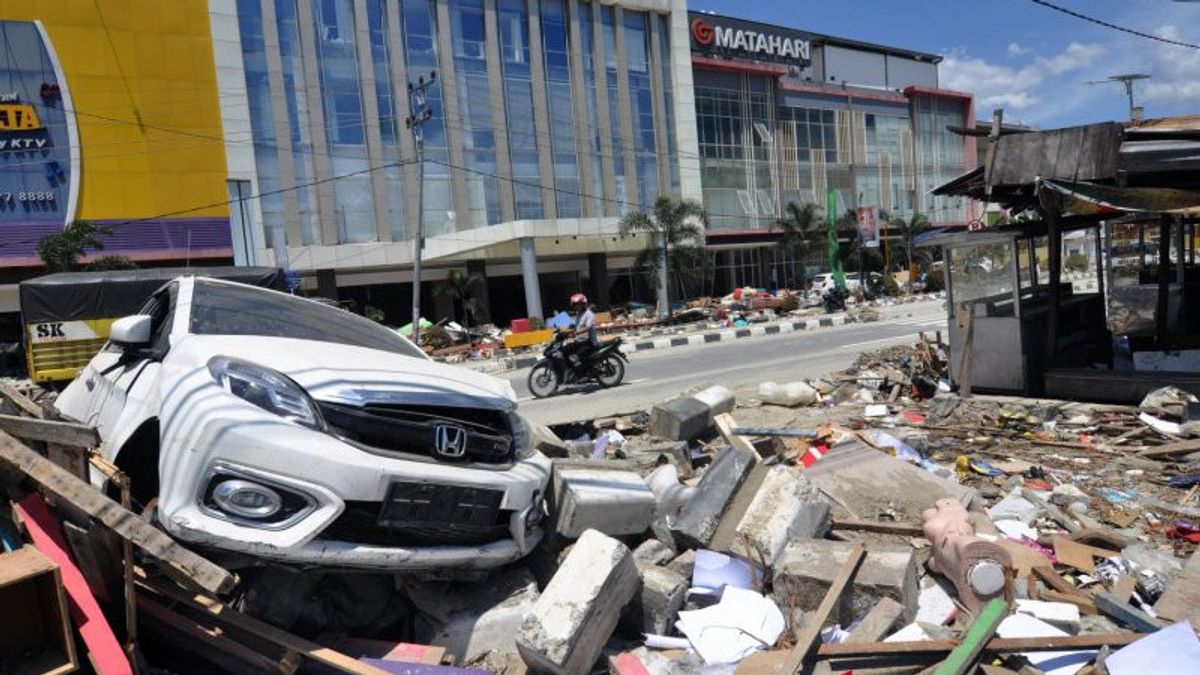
[675,587,785,664]
[692,549,754,592]
[996,613,1094,675]
[1106,622,1200,675]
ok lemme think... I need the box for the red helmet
[570,293,588,305]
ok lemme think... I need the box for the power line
[1030,0,1200,49]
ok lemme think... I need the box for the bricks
[552,468,657,539]
[517,530,640,675]
[648,385,734,441]
[730,466,831,566]
[772,539,919,629]
[669,447,757,549]
[621,565,688,635]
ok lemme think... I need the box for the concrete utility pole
[405,71,436,346]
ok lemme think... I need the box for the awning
[1040,179,1200,216]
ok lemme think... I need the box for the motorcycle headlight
[208,356,324,430]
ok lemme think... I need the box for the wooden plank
[1052,536,1115,574]
[0,413,99,448]
[714,413,759,455]
[15,493,133,675]
[1032,566,1088,598]
[780,542,867,673]
[63,520,119,603]
[140,577,392,675]
[1094,591,1165,633]
[1153,549,1200,623]
[0,379,46,418]
[1040,589,1098,615]
[0,431,235,595]
[832,519,925,537]
[138,594,292,675]
[1111,576,1137,604]
[48,443,89,481]
[932,598,1008,675]
[1137,438,1200,458]
[815,632,1141,657]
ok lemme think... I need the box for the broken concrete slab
[845,596,906,644]
[409,568,540,661]
[666,550,696,580]
[772,539,919,629]
[551,467,657,539]
[632,539,674,567]
[517,530,640,675]
[648,385,734,441]
[729,466,830,566]
[532,422,569,458]
[802,439,975,522]
[1014,599,1082,634]
[669,447,757,549]
[619,439,694,479]
[621,564,688,636]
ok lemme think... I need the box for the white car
[56,277,550,570]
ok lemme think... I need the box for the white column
[520,237,544,319]
[657,232,669,317]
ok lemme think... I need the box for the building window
[541,0,580,218]
[237,0,284,249]
[366,0,406,240]
[450,0,500,226]
[498,0,542,219]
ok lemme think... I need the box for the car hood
[171,335,517,411]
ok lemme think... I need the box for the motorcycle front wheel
[594,354,625,388]
[527,363,561,398]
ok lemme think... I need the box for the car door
[83,284,177,442]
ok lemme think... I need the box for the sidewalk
[456,294,945,375]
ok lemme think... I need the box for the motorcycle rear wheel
[594,354,625,388]
[528,363,561,398]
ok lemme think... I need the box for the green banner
[827,187,846,293]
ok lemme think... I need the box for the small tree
[36,220,114,272]
[86,255,138,272]
[434,269,485,327]
[774,202,821,283]
[894,213,931,281]
[619,197,707,311]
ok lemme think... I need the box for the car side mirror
[110,315,152,348]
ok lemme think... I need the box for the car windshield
[188,280,424,358]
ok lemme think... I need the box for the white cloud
[1007,42,1032,57]
[1140,25,1200,106]
[1036,42,1106,74]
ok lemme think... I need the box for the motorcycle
[527,331,629,398]
[822,286,848,313]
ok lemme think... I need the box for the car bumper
[157,379,551,570]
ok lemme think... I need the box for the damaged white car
[56,277,551,570]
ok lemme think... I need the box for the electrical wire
[1030,0,1200,50]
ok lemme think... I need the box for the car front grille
[318,401,513,464]
[319,481,511,547]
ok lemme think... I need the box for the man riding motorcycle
[561,292,597,370]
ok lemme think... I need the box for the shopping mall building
[0,0,973,324]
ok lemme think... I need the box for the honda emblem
[434,424,468,458]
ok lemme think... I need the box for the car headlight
[509,412,533,459]
[208,356,324,429]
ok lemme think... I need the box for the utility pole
[405,71,436,346]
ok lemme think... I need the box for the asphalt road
[508,302,948,425]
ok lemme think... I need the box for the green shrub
[882,275,900,296]
[1065,252,1089,273]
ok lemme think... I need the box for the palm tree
[618,196,707,314]
[434,269,485,327]
[774,202,821,260]
[36,220,114,272]
[891,213,930,290]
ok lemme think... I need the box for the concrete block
[621,565,688,635]
[552,468,657,539]
[670,447,757,549]
[730,466,831,565]
[409,568,540,660]
[666,550,696,580]
[772,539,919,629]
[517,530,641,675]
[633,539,674,566]
[620,439,693,479]
[648,385,735,441]
[532,422,569,458]
[845,597,906,643]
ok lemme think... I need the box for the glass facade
[237,0,678,246]
[695,73,970,231]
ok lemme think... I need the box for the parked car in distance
[810,272,863,294]
[55,277,550,571]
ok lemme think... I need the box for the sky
[688,0,1200,129]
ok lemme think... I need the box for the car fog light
[212,479,282,519]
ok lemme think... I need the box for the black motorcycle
[822,286,848,313]
[527,331,628,398]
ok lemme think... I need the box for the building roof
[688,11,943,63]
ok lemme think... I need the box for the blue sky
[688,0,1200,128]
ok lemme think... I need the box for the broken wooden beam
[0,380,46,418]
[1137,438,1200,459]
[832,519,926,537]
[0,413,99,448]
[0,430,235,595]
[815,632,1142,657]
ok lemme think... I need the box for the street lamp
[404,71,437,346]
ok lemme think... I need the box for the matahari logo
[0,102,42,131]
[691,17,714,45]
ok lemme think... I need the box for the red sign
[691,17,714,45]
